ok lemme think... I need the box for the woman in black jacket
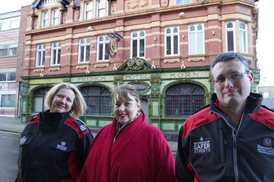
[16,82,94,182]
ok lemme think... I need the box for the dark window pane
[1,94,15,107]
[166,36,171,55]
[133,40,137,57]
[32,87,50,113]
[57,49,61,64]
[86,45,90,61]
[227,31,234,51]
[105,43,110,60]
[80,46,84,61]
[80,86,111,116]
[140,39,144,57]
[165,83,205,117]
[99,44,103,60]
[174,35,178,54]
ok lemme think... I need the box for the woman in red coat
[78,84,176,182]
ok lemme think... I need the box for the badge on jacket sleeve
[20,136,27,145]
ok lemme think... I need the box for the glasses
[213,71,249,84]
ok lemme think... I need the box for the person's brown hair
[112,84,140,103]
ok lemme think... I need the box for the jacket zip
[233,114,244,182]
[213,109,241,182]
[232,130,239,182]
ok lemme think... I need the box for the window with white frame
[84,2,93,20]
[51,9,59,26]
[0,94,16,107]
[225,21,235,51]
[165,27,180,56]
[51,42,61,65]
[0,44,17,57]
[78,38,90,63]
[41,11,49,28]
[0,21,11,31]
[188,24,204,55]
[0,72,16,82]
[97,35,110,61]
[239,22,248,53]
[176,0,191,4]
[97,0,105,18]
[131,31,145,58]
[40,0,58,6]
[0,17,20,31]
[36,44,45,67]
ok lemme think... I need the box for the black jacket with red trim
[16,111,94,182]
[176,93,274,182]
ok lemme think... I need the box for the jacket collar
[210,92,263,114]
[39,111,69,131]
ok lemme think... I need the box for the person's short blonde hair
[45,82,87,119]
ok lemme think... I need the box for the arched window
[165,83,205,117]
[32,87,50,113]
[80,86,111,115]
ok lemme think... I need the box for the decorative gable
[117,57,155,72]
[32,0,70,9]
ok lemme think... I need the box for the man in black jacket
[176,52,274,182]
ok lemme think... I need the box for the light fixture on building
[181,60,186,69]
[87,26,94,31]
[212,30,215,35]
[179,12,185,17]
[85,68,90,74]
[113,64,117,71]
[151,61,156,69]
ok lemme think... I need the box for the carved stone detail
[126,0,149,10]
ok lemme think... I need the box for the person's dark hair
[211,52,250,72]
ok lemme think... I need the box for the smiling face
[114,93,141,124]
[49,88,75,113]
[211,59,254,110]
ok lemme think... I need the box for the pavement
[0,116,25,134]
[0,116,178,153]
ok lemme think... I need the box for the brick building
[18,0,259,136]
[0,10,21,117]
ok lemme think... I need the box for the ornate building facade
[18,0,259,137]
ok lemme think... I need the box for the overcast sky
[0,0,273,86]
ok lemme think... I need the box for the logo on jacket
[193,137,211,154]
[56,141,67,151]
[257,137,274,156]
[79,125,87,132]
[20,136,27,145]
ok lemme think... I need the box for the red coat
[78,112,176,182]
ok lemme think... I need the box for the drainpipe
[108,0,112,16]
